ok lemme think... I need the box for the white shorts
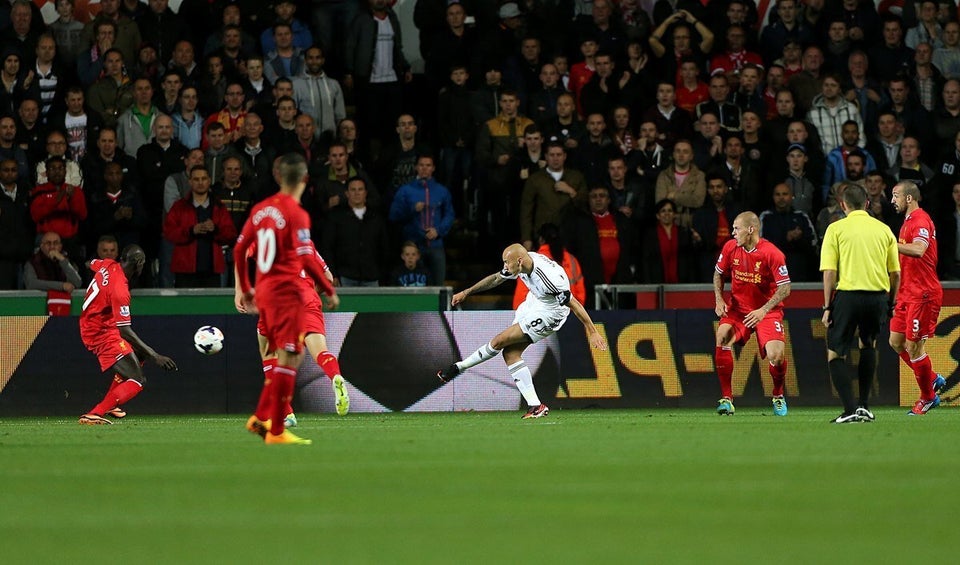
[513,297,569,343]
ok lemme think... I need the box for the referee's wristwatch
[822,305,831,311]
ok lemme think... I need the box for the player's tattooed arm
[713,270,727,318]
[762,282,791,313]
[468,272,506,295]
[452,273,506,306]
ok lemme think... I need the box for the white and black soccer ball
[194,325,224,355]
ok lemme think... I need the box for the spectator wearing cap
[344,0,411,159]
[476,2,525,76]
[783,143,819,217]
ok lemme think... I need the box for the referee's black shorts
[827,290,888,356]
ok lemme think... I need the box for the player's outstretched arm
[451,272,506,306]
[119,325,178,370]
[567,296,607,351]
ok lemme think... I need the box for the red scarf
[657,224,679,283]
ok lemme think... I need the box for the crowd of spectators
[4,0,960,298]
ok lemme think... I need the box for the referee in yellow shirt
[820,183,900,424]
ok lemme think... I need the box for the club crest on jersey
[733,258,740,266]
[120,305,130,317]
[778,265,789,277]
[297,228,311,242]
[755,261,762,271]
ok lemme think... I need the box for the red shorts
[83,331,134,372]
[257,306,325,337]
[890,300,941,342]
[720,311,785,359]
[256,292,306,353]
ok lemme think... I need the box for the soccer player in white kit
[438,244,607,418]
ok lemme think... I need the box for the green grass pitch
[1,407,955,564]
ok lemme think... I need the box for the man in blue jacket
[389,154,455,286]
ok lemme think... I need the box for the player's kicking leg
[304,332,350,416]
[80,354,148,425]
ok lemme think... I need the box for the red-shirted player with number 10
[234,153,339,445]
[890,181,946,416]
[713,211,792,416]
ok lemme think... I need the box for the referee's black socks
[857,346,877,409]
[829,357,857,415]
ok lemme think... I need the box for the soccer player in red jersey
[78,245,178,425]
[713,212,792,416]
[235,248,349,436]
[890,181,946,416]
[234,153,339,445]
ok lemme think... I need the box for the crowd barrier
[2,298,954,415]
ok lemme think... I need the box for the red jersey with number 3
[898,208,942,303]
[79,258,132,343]
[234,193,332,299]
[715,238,790,314]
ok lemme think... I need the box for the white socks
[509,360,541,406]
[456,342,500,371]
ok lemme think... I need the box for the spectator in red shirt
[29,155,86,261]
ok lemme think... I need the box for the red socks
[912,354,936,400]
[270,365,296,436]
[108,374,122,394]
[899,350,915,370]
[317,350,342,380]
[254,358,277,421]
[715,346,733,399]
[770,359,787,397]
[92,379,143,415]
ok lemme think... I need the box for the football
[194,325,224,355]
